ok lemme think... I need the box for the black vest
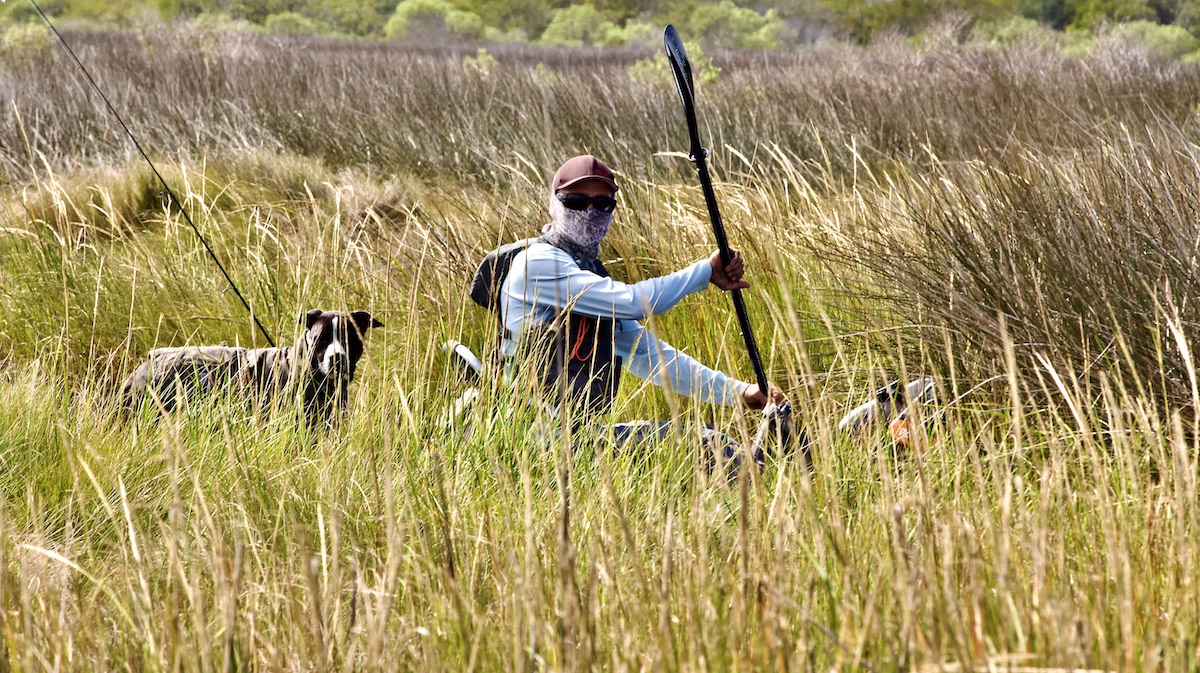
[520,257,623,417]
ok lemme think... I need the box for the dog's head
[300,309,384,382]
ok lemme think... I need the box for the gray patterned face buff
[543,197,614,263]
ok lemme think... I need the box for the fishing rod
[26,0,276,348]
[663,24,768,396]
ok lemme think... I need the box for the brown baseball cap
[552,155,619,193]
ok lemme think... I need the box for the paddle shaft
[690,147,769,395]
[664,24,769,395]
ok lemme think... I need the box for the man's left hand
[710,248,749,291]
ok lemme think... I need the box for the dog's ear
[351,310,383,334]
[301,309,324,329]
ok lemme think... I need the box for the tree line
[4,0,1200,48]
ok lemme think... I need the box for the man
[499,154,789,463]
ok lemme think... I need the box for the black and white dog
[120,309,383,422]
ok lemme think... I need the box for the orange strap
[569,318,594,361]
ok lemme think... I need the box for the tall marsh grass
[2,27,1200,670]
[4,25,1200,185]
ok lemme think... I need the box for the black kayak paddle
[664,24,769,396]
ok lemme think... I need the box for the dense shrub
[264,11,326,37]
[973,15,1059,47]
[385,0,455,41]
[1111,19,1200,57]
[1067,0,1156,30]
[604,20,659,48]
[687,0,791,50]
[305,1,386,37]
[446,10,486,41]
[462,47,497,75]
[538,4,615,47]
[629,41,720,87]
[190,11,259,34]
[0,21,55,66]
[0,0,58,23]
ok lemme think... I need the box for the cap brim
[556,175,619,193]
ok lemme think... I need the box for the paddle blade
[663,24,694,108]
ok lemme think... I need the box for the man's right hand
[742,381,785,410]
[709,248,750,291]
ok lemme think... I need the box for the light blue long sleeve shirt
[500,241,749,406]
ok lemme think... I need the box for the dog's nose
[329,351,349,373]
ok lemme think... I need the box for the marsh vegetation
[2,26,1200,671]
